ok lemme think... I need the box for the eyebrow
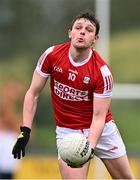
[75,22,95,28]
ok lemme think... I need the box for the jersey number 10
[68,72,76,81]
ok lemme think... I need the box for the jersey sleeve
[94,65,113,98]
[35,46,54,78]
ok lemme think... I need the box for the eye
[86,28,94,32]
[75,25,82,30]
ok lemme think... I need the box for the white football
[58,133,93,167]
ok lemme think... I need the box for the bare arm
[88,96,111,148]
[22,71,48,128]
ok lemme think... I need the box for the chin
[73,42,91,50]
[74,44,87,49]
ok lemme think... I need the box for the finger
[12,148,15,155]
[13,153,17,159]
[68,163,84,168]
[12,144,17,154]
[18,151,21,159]
[68,164,77,168]
[22,148,25,157]
[12,148,17,159]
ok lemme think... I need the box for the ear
[95,35,99,41]
[92,35,100,44]
[68,29,72,39]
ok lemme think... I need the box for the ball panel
[58,133,92,167]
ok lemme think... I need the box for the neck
[69,45,91,63]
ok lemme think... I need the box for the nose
[80,29,85,35]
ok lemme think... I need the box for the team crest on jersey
[83,76,90,84]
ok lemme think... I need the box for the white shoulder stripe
[35,46,54,77]
[35,66,50,78]
[100,65,113,96]
[100,65,111,76]
[39,46,54,68]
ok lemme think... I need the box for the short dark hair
[70,10,100,35]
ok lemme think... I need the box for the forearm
[88,115,105,148]
[22,90,39,128]
[88,96,111,148]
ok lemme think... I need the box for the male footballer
[12,10,134,179]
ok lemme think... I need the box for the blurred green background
[0,0,140,157]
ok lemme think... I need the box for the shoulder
[38,42,70,63]
[92,49,109,67]
[92,50,113,97]
[46,42,70,56]
[92,49,112,74]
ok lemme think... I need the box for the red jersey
[35,42,113,129]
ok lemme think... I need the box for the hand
[67,148,94,168]
[89,148,94,159]
[12,126,31,159]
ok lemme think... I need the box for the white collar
[68,49,92,67]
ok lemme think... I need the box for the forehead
[73,18,96,28]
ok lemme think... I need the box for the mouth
[77,38,84,43]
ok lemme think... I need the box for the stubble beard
[73,43,91,52]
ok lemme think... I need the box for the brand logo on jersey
[54,80,89,101]
[83,76,90,84]
[53,66,63,73]
[68,69,78,75]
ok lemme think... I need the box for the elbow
[25,89,40,102]
[93,111,107,123]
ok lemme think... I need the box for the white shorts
[56,120,126,159]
